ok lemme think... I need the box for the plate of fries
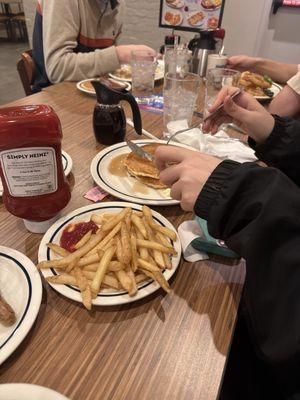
[38,202,181,309]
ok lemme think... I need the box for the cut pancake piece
[125,143,167,189]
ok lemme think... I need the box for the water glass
[163,72,201,139]
[164,46,192,76]
[131,50,157,95]
[204,68,241,118]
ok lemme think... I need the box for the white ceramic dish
[0,150,72,197]
[0,384,69,400]
[76,78,131,96]
[38,202,181,306]
[187,11,206,27]
[254,82,282,101]
[163,10,183,26]
[0,246,42,365]
[109,60,164,83]
[90,139,187,206]
[165,0,184,9]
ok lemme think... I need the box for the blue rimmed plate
[0,246,42,365]
[38,202,181,306]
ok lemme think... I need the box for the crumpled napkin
[166,120,257,163]
[178,220,208,262]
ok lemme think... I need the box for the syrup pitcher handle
[120,92,142,135]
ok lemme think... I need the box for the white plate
[165,0,184,9]
[163,10,183,26]
[0,150,72,197]
[0,384,69,400]
[38,202,182,306]
[76,78,131,96]
[254,82,282,101]
[91,139,185,206]
[0,246,42,365]
[109,60,164,83]
[187,11,206,27]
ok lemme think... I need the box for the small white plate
[0,150,72,197]
[0,384,69,400]
[90,139,185,206]
[163,10,183,26]
[0,246,42,366]
[38,202,182,306]
[77,78,132,96]
[187,11,206,27]
[109,60,164,83]
[165,0,184,9]
[254,82,282,101]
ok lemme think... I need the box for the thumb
[223,96,251,122]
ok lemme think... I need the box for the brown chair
[17,50,36,96]
[11,13,28,41]
[0,13,12,40]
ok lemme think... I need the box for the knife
[126,140,155,162]
[203,89,242,122]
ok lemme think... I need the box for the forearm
[195,161,300,372]
[253,58,297,83]
[267,85,300,117]
[46,47,120,83]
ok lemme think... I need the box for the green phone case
[192,217,239,259]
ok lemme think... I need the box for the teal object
[192,217,239,259]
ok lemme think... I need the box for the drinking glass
[164,46,192,76]
[131,50,157,95]
[163,72,201,139]
[204,68,241,118]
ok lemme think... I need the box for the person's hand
[155,146,221,211]
[227,55,260,72]
[202,86,275,144]
[116,45,158,64]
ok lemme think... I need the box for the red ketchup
[0,105,71,233]
[60,221,98,252]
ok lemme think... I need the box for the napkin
[167,120,257,163]
[178,220,208,262]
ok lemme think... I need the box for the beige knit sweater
[39,0,124,83]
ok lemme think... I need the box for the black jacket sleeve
[249,115,300,186]
[194,160,300,398]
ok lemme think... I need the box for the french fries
[39,206,178,311]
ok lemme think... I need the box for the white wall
[221,0,300,63]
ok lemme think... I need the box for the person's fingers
[159,164,182,187]
[170,181,182,201]
[208,86,240,113]
[155,146,192,170]
[203,114,231,133]
[210,115,232,134]
[223,95,251,122]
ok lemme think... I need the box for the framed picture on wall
[159,0,226,32]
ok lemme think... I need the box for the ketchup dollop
[60,221,98,252]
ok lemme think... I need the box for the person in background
[228,54,300,117]
[32,0,157,92]
[154,87,300,399]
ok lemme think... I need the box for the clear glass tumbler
[163,72,201,139]
[164,46,192,76]
[204,68,241,118]
[131,50,157,96]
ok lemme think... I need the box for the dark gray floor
[0,40,30,106]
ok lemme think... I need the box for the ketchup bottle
[0,105,71,233]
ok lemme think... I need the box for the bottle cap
[23,214,61,233]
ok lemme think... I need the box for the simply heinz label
[0,147,58,197]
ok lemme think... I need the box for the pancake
[125,143,167,189]
[80,78,127,92]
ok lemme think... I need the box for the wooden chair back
[17,50,36,96]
